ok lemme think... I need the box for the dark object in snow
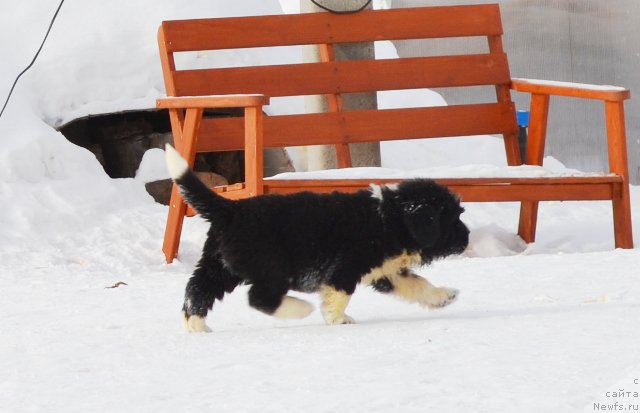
[105,282,128,289]
[516,110,530,164]
[146,172,227,206]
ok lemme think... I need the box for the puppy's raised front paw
[423,287,459,309]
[340,314,356,324]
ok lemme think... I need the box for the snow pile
[4,1,285,126]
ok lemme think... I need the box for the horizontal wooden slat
[261,178,620,201]
[196,103,518,152]
[452,182,615,201]
[172,54,510,97]
[187,177,620,210]
[161,5,503,52]
[156,94,269,109]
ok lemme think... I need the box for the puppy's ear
[403,204,442,248]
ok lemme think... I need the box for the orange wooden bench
[157,4,633,263]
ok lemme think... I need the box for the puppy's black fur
[167,146,469,330]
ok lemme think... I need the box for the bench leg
[516,94,549,245]
[162,108,203,263]
[612,183,634,249]
[518,201,539,244]
[605,101,634,249]
[163,184,188,263]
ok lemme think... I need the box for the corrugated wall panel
[392,0,640,184]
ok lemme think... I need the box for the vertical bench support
[244,106,265,197]
[605,100,633,248]
[163,108,203,263]
[518,93,550,243]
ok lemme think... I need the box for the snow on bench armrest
[511,78,630,101]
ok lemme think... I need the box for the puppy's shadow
[207,300,636,335]
[358,301,634,327]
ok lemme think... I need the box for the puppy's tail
[165,144,233,223]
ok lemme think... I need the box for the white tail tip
[165,144,189,180]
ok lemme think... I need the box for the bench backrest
[158,4,519,162]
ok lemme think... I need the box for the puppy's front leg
[376,270,458,309]
[319,285,356,325]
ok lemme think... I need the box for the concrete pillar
[300,0,381,171]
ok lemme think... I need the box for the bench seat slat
[196,103,518,152]
[161,5,502,52]
[173,54,511,97]
[262,178,620,202]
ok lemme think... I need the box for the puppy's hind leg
[183,246,241,332]
[248,283,314,320]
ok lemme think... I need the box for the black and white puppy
[166,145,469,332]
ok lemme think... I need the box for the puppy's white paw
[273,296,314,319]
[183,312,212,333]
[423,287,459,309]
[323,313,356,325]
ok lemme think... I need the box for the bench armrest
[156,94,270,109]
[510,78,630,183]
[511,78,630,101]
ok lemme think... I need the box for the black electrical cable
[0,0,366,119]
[0,0,65,119]
[310,0,373,14]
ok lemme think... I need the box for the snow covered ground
[1,195,639,413]
[1,1,639,412]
